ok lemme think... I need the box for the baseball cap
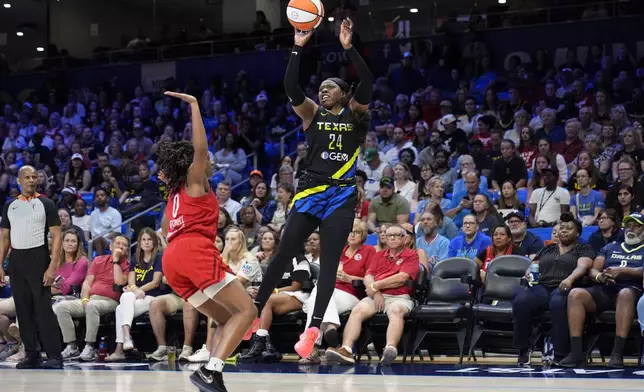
[62,187,77,195]
[403,52,413,58]
[505,211,526,222]
[363,147,378,162]
[541,167,559,176]
[439,100,453,108]
[623,212,644,225]
[379,176,394,188]
[250,170,263,178]
[255,93,268,102]
[440,114,457,126]
[71,153,84,161]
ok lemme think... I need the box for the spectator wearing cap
[214,133,247,185]
[438,114,468,154]
[570,169,605,226]
[60,187,79,211]
[367,177,410,233]
[64,153,91,192]
[447,214,491,259]
[554,118,585,164]
[528,167,570,227]
[506,211,544,259]
[387,52,424,96]
[492,139,528,191]
[384,126,418,167]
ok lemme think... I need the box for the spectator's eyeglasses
[386,233,405,239]
[349,231,363,236]
[507,220,523,225]
[462,222,477,226]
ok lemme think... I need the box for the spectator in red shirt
[53,234,130,362]
[301,220,375,364]
[555,118,584,164]
[326,224,419,366]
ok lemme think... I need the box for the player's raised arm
[285,29,319,128]
[340,18,373,113]
[164,92,209,187]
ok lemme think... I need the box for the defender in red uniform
[158,92,256,392]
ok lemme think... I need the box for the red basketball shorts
[162,234,232,300]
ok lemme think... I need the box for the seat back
[410,264,429,303]
[426,257,479,303]
[481,255,531,301]
[310,262,320,282]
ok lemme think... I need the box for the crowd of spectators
[2,6,644,368]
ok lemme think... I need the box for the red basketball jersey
[166,185,219,243]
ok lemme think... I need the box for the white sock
[158,345,167,351]
[256,329,269,337]
[182,345,192,352]
[205,357,225,372]
[342,345,353,354]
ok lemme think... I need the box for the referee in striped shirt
[0,166,63,368]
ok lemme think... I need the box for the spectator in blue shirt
[452,155,489,196]
[446,171,489,228]
[448,214,491,259]
[505,211,544,259]
[416,211,450,268]
[570,169,605,226]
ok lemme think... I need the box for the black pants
[8,246,62,360]
[254,200,356,329]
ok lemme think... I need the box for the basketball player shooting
[251,18,374,359]
[157,91,257,392]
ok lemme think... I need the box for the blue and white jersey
[599,241,644,288]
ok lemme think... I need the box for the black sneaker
[42,358,64,369]
[261,336,282,363]
[607,353,624,369]
[15,357,42,369]
[517,349,531,367]
[556,353,585,368]
[189,366,227,392]
[238,335,266,363]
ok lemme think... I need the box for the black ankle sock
[612,336,626,356]
[309,316,323,330]
[324,329,339,348]
[570,336,583,356]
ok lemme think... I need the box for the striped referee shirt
[0,194,60,250]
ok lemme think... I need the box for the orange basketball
[286,0,325,31]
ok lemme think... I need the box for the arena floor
[2,357,644,392]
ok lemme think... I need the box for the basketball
[286,0,325,31]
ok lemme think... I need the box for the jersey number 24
[328,134,343,150]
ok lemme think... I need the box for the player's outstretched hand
[294,28,314,47]
[339,18,353,49]
[164,91,198,104]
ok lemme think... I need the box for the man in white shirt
[360,148,392,200]
[528,167,570,227]
[216,181,241,223]
[89,188,123,255]
[384,127,418,166]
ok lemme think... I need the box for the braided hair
[156,140,195,194]
[327,77,370,143]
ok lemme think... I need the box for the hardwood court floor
[2,360,644,392]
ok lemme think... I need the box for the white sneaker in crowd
[61,345,81,360]
[187,345,209,363]
[178,345,193,362]
[79,345,97,362]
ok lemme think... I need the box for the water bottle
[529,263,540,286]
[98,337,108,361]
[167,345,176,363]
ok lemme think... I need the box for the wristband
[81,298,89,304]
[370,283,378,292]
[595,273,602,283]
[129,285,138,291]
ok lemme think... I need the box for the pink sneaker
[294,327,320,359]
[243,318,260,341]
